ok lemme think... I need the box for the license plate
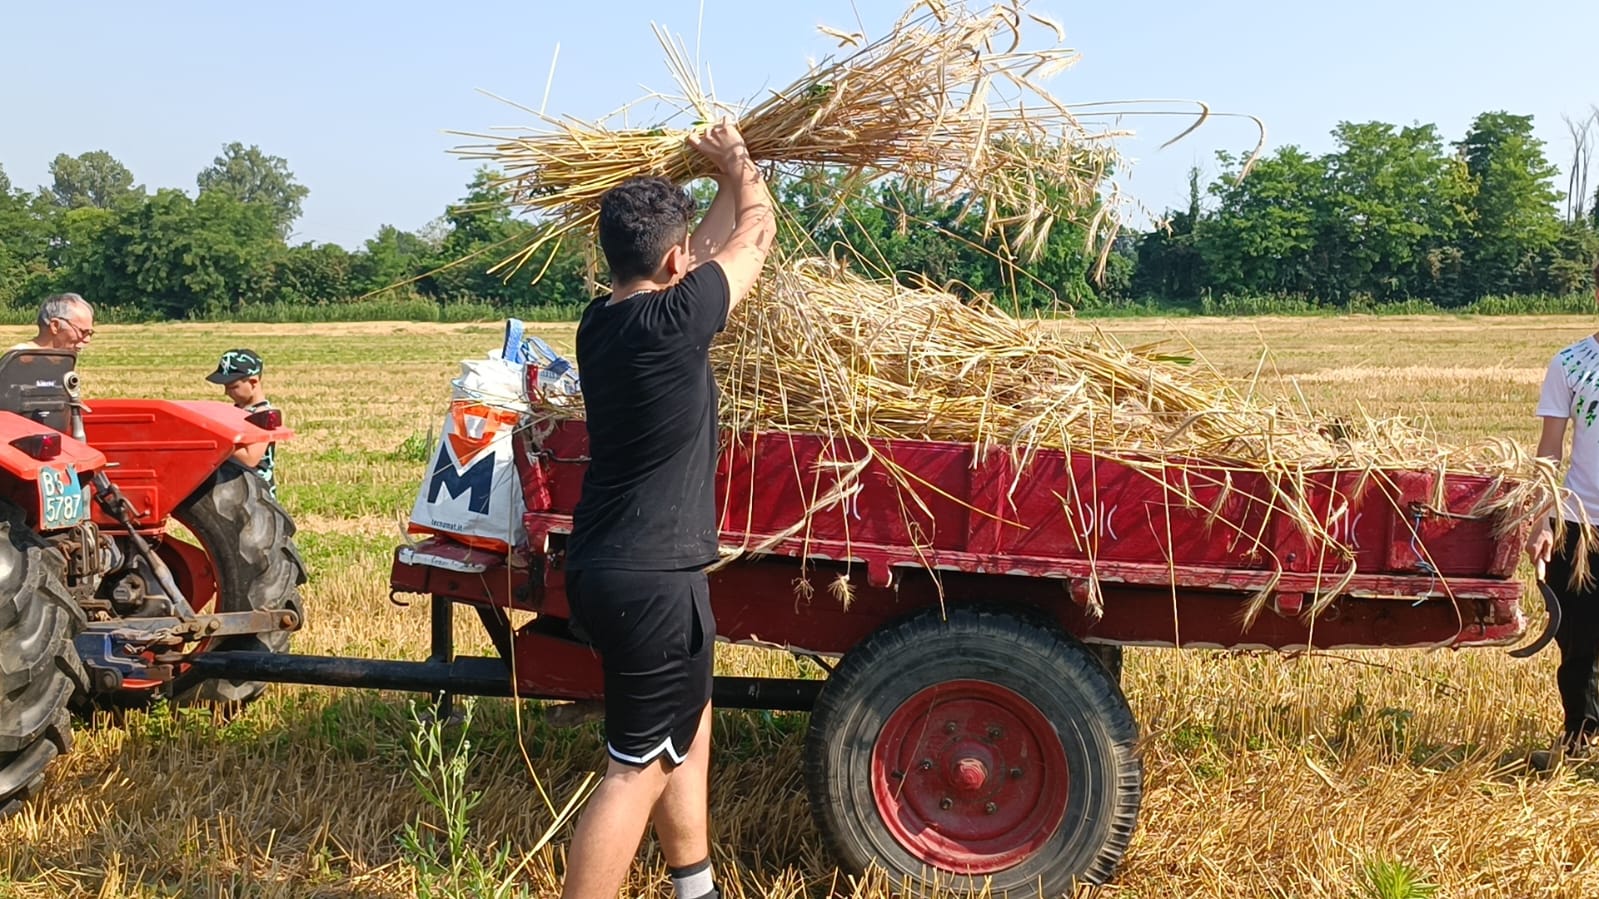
[39,464,86,530]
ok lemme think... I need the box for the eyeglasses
[52,318,94,341]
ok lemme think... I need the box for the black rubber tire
[0,502,86,819]
[804,606,1141,897]
[172,463,306,705]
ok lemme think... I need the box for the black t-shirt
[564,262,730,571]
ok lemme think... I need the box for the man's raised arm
[685,120,776,312]
[687,178,736,265]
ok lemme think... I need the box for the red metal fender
[0,410,105,531]
[82,400,293,529]
[158,533,222,615]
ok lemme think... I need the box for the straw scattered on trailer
[529,256,1566,622]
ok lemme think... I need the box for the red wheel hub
[870,679,1069,873]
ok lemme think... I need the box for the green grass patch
[280,478,416,520]
[1359,857,1439,899]
[393,430,435,463]
[294,531,402,570]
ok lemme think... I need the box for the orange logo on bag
[445,402,520,467]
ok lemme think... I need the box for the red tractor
[0,348,304,817]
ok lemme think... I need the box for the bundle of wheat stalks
[534,258,1560,610]
[732,262,1561,604]
[455,0,1130,278]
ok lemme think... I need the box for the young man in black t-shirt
[558,120,775,899]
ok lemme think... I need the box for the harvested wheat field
[0,315,1595,898]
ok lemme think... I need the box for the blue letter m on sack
[428,445,495,514]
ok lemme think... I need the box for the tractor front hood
[82,400,293,528]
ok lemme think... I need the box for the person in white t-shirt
[1528,258,1599,763]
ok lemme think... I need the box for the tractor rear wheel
[804,606,1141,896]
[173,463,306,705]
[0,502,85,818]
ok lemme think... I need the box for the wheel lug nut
[1009,767,1023,779]
[940,797,954,810]
[919,759,933,771]
[945,721,958,734]
[985,802,998,815]
[987,726,1003,740]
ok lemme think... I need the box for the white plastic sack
[408,357,531,553]
[455,355,528,406]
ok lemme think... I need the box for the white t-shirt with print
[1537,335,1599,522]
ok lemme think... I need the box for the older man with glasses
[12,293,95,352]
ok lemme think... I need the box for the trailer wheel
[805,606,1140,896]
[0,502,86,818]
[172,463,307,705]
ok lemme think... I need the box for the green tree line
[1136,111,1599,308]
[1,109,1594,320]
[0,143,575,318]
[0,141,1113,316]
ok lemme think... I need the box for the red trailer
[362,415,1530,895]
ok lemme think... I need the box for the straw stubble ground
[2,316,1597,898]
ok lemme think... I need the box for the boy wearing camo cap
[205,348,279,497]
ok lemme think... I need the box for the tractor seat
[0,348,79,434]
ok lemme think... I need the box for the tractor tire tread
[0,503,84,818]
[175,463,306,705]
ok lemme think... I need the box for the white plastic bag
[408,357,530,553]
[501,319,581,403]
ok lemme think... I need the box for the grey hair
[36,293,91,330]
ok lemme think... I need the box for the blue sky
[3,0,1594,249]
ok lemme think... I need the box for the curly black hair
[597,177,697,283]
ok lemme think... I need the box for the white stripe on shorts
[607,736,688,767]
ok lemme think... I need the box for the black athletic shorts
[566,567,715,767]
